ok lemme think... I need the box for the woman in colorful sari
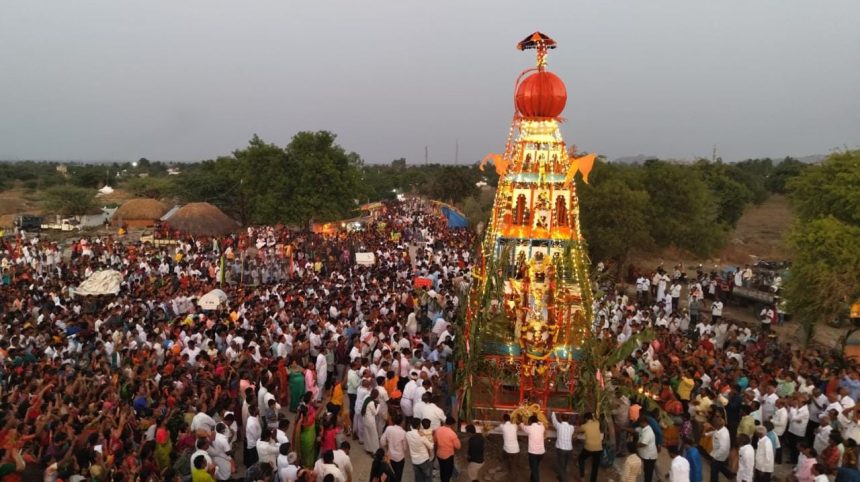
[288,360,306,412]
[297,393,318,468]
[153,419,172,471]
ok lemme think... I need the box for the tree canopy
[783,150,860,338]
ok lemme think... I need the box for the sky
[1,0,858,164]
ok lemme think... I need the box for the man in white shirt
[711,300,723,322]
[550,412,575,482]
[788,395,810,464]
[313,451,346,482]
[636,417,658,482]
[332,443,353,482]
[668,445,690,482]
[244,405,262,467]
[520,416,546,482]
[707,417,732,481]
[755,426,774,481]
[771,399,789,463]
[737,434,755,482]
[500,414,520,474]
[406,418,434,482]
[380,415,408,481]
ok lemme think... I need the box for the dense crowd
[565,266,860,482]
[3,196,860,482]
[0,199,474,482]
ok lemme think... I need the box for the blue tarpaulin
[441,206,468,228]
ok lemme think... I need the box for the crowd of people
[586,266,860,482]
[0,199,476,481]
[2,195,860,482]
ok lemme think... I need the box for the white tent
[76,270,123,296]
[198,289,228,310]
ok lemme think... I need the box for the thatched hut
[112,198,168,228]
[166,202,238,236]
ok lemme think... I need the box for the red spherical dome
[515,70,567,118]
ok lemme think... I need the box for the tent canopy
[441,206,468,228]
[76,270,123,296]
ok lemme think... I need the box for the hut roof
[113,198,168,222]
[168,202,239,236]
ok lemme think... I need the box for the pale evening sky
[1,0,858,164]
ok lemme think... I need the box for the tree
[578,177,653,273]
[787,151,860,225]
[123,176,174,199]
[784,216,860,340]
[784,150,860,341]
[42,185,97,216]
[641,160,726,256]
[280,131,366,225]
[766,157,807,194]
[694,161,753,227]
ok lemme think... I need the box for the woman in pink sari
[304,361,318,402]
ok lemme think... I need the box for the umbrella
[198,289,228,310]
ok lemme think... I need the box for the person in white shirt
[755,426,774,480]
[737,434,755,482]
[788,395,810,464]
[380,414,408,481]
[405,418,434,482]
[668,445,690,482]
[550,412,575,482]
[500,414,521,474]
[244,405,262,467]
[255,429,280,468]
[277,447,299,482]
[520,415,546,482]
[711,300,723,322]
[772,399,789,463]
[313,450,346,482]
[332,443,353,482]
[209,423,234,481]
[813,415,833,455]
[707,417,732,481]
[636,416,658,482]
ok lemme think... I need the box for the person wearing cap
[401,370,420,422]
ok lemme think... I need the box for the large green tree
[787,150,860,225]
[641,160,726,256]
[280,131,366,225]
[578,176,653,271]
[785,150,860,340]
[42,185,97,216]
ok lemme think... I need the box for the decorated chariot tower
[465,32,596,414]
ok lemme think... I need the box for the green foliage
[767,157,808,194]
[787,151,860,225]
[578,175,653,266]
[784,216,860,339]
[123,176,175,199]
[173,132,366,226]
[574,329,656,423]
[41,185,97,216]
[457,189,495,229]
[68,165,108,188]
[694,160,753,227]
[640,160,726,256]
[784,150,860,341]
